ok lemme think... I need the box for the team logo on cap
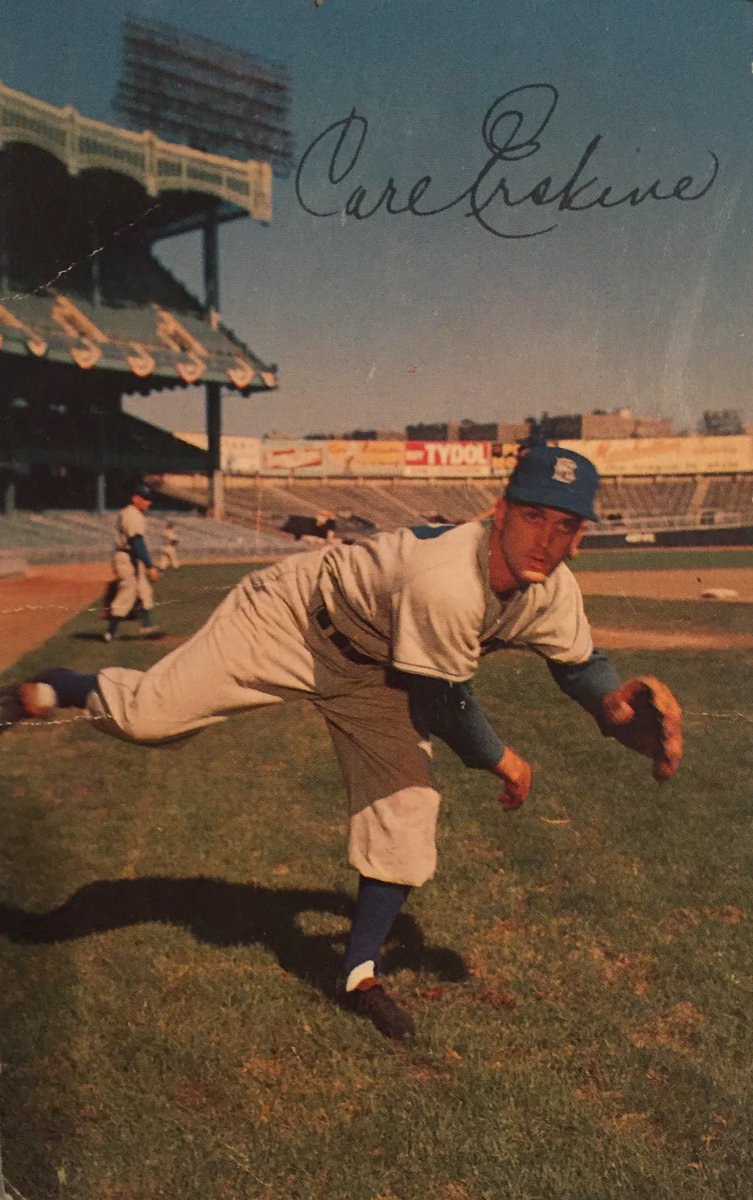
[552,457,577,485]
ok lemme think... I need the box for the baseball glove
[147,566,161,583]
[600,676,683,781]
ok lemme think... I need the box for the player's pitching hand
[493,745,533,811]
[600,675,683,782]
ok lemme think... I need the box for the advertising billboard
[403,441,491,478]
[260,439,327,476]
[326,439,405,476]
[222,436,261,475]
[562,436,753,477]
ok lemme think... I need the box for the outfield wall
[175,432,753,479]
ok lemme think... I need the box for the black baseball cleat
[340,977,415,1041]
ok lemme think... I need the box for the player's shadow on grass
[0,876,468,993]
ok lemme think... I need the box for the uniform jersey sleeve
[128,533,154,569]
[547,648,622,716]
[118,507,153,567]
[398,673,505,770]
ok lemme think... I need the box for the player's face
[491,500,585,590]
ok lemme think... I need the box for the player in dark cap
[3,447,681,1041]
[101,482,163,642]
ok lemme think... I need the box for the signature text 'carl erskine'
[295,84,720,239]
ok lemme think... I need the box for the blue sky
[1,0,752,437]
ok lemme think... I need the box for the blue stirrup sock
[33,668,99,708]
[343,875,411,990]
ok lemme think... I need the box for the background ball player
[2,446,682,1041]
[156,520,180,571]
[101,482,163,643]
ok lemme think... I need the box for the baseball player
[103,483,163,643]
[156,521,180,571]
[4,446,682,1041]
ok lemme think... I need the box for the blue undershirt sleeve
[128,533,154,569]
[400,673,505,770]
[546,648,622,718]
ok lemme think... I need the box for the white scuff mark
[8,203,163,302]
[367,363,376,381]
[660,176,743,422]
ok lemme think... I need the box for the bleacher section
[154,470,753,551]
[703,476,753,511]
[6,470,752,565]
[0,510,295,565]
[158,476,501,535]
[596,478,698,520]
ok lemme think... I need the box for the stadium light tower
[113,15,293,516]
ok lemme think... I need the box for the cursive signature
[295,83,720,239]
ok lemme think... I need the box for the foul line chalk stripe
[0,584,235,618]
[2,708,751,732]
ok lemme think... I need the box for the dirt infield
[1,561,751,673]
[578,567,753,603]
[0,562,108,672]
[579,566,753,649]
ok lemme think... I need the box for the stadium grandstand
[1,85,751,567]
[0,507,295,566]
[156,474,502,535]
[153,430,753,551]
[0,80,277,522]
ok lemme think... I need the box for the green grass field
[574,547,753,573]
[1,563,752,1200]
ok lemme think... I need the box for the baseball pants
[157,544,179,570]
[109,551,154,617]
[87,552,440,887]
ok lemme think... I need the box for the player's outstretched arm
[548,653,682,782]
[599,676,683,782]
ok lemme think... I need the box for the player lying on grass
[1,446,683,1041]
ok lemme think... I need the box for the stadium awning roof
[0,289,278,394]
[0,81,272,228]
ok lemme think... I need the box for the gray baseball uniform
[86,521,593,886]
[110,503,155,618]
[157,523,180,570]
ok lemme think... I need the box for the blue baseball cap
[506,445,599,521]
[133,482,153,501]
